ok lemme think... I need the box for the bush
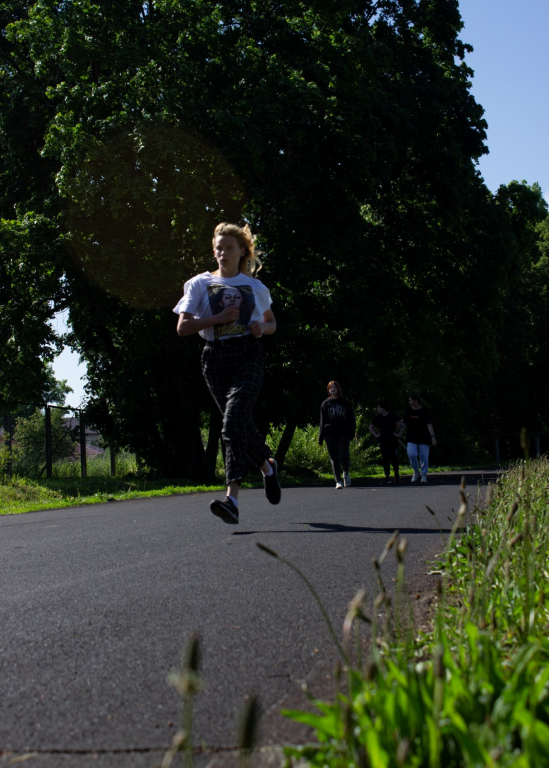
[51,449,138,478]
[267,424,381,476]
[13,408,77,477]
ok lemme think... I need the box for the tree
[2,0,535,473]
[0,217,65,408]
[484,182,549,435]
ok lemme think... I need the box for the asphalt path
[0,471,498,767]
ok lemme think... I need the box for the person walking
[402,393,437,484]
[368,401,404,484]
[318,381,356,489]
[174,222,281,524]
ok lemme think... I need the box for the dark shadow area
[233,522,454,536]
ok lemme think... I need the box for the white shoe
[343,472,351,487]
[420,476,427,484]
[335,481,343,490]
[411,473,419,483]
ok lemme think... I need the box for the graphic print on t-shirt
[328,402,346,420]
[207,284,255,339]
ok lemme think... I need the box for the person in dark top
[368,401,404,484]
[402,393,437,484]
[318,381,356,489]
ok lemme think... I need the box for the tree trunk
[274,421,297,469]
[199,408,222,482]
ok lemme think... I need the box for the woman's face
[214,235,244,276]
[328,384,339,398]
[220,288,243,309]
[409,397,419,408]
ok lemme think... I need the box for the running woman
[174,222,281,524]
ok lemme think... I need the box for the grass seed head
[396,739,410,767]
[343,588,369,637]
[378,530,400,565]
[256,542,278,558]
[185,633,200,675]
[238,695,259,753]
[396,538,408,563]
[506,498,520,522]
[374,593,385,610]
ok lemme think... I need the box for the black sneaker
[210,496,239,524]
[263,458,281,505]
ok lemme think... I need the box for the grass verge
[0,463,497,515]
[265,458,549,767]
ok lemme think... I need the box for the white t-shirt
[173,272,273,341]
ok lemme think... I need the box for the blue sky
[51,0,549,405]
[458,0,549,198]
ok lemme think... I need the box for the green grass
[274,457,549,767]
[0,419,499,515]
[1,462,496,515]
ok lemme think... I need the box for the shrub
[13,408,77,477]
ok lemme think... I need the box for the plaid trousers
[202,338,270,485]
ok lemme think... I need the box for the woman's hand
[217,305,240,325]
[248,321,264,337]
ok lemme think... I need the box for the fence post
[110,439,116,476]
[45,405,53,479]
[494,436,500,464]
[79,412,87,479]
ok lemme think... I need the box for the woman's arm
[427,423,437,446]
[249,309,276,338]
[177,305,239,336]
[319,403,326,446]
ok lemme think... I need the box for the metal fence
[478,433,549,463]
[2,404,116,479]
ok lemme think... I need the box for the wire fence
[2,404,548,481]
[2,404,116,479]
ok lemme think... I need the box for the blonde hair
[213,222,262,277]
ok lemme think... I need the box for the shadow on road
[233,522,454,535]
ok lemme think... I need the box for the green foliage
[50,449,138,479]
[13,407,77,477]
[441,460,549,651]
[285,633,549,768]
[268,424,379,475]
[278,458,549,767]
[2,0,549,474]
[0,217,65,408]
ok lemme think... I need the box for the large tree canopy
[1,0,547,473]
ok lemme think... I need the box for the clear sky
[50,0,549,403]
[458,0,549,198]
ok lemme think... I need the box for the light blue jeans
[407,442,430,476]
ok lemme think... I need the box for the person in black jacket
[318,381,356,489]
[402,393,437,484]
[368,401,405,484]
